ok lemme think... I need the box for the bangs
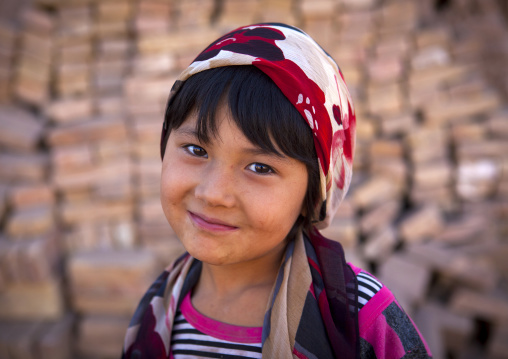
[162,66,315,168]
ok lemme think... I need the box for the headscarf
[160,23,356,229]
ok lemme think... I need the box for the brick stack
[0,0,507,357]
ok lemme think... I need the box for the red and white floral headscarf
[161,23,356,228]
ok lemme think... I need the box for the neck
[195,244,287,300]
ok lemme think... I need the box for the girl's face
[161,105,308,267]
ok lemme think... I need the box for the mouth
[188,211,239,232]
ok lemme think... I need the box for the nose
[194,162,236,208]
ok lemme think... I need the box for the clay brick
[0,279,64,320]
[60,199,133,225]
[0,106,44,152]
[406,127,448,164]
[366,56,404,84]
[8,183,55,209]
[379,111,416,136]
[412,160,453,188]
[378,254,430,309]
[69,250,158,315]
[6,206,54,240]
[488,109,508,138]
[38,314,74,359]
[398,205,444,243]
[423,91,501,126]
[406,242,498,292]
[369,159,407,186]
[415,27,451,50]
[20,7,54,34]
[369,139,404,160]
[352,177,402,209]
[320,218,358,249]
[51,144,94,172]
[360,200,400,235]
[450,289,508,323]
[363,226,397,262]
[58,43,92,65]
[489,322,508,359]
[456,159,500,201]
[47,117,128,146]
[366,83,403,115]
[411,46,451,71]
[95,95,124,116]
[44,97,93,123]
[0,321,43,359]
[0,153,48,183]
[77,315,130,358]
[97,0,133,21]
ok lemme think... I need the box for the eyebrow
[174,125,290,162]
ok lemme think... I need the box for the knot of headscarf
[160,23,356,228]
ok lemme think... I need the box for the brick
[423,91,501,126]
[0,321,43,359]
[0,279,64,320]
[369,139,404,160]
[489,322,508,359]
[0,153,48,183]
[96,37,131,60]
[8,183,55,209]
[77,315,130,358]
[0,106,44,152]
[450,289,508,323]
[38,314,74,359]
[60,199,133,225]
[360,200,400,235]
[352,177,402,209]
[96,0,133,21]
[44,97,93,123]
[68,250,158,315]
[363,226,397,262]
[406,242,498,292]
[366,56,404,84]
[51,144,94,172]
[398,205,444,243]
[6,206,54,239]
[58,43,92,65]
[378,254,430,309]
[412,160,453,189]
[95,95,125,116]
[415,27,451,50]
[373,34,410,58]
[411,46,451,71]
[488,109,508,138]
[319,218,358,249]
[369,159,407,187]
[456,159,500,201]
[406,127,448,164]
[13,74,49,106]
[366,83,403,115]
[47,117,128,146]
[20,7,55,34]
[379,111,416,136]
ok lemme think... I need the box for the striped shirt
[170,270,382,358]
[171,292,262,359]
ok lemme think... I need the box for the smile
[188,211,239,232]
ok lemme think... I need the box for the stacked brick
[0,0,507,357]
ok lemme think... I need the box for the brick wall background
[0,0,507,358]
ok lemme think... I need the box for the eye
[247,163,274,175]
[184,144,208,158]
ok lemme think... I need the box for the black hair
[162,65,320,235]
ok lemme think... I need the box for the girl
[122,23,432,359]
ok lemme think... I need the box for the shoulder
[348,263,432,359]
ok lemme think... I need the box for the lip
[188,211,239,232]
